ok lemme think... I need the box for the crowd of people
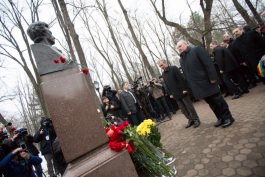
[0,118,67,177]
[102,25,265,129]
[0,25,264,177]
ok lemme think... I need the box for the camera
[41,118,52,127]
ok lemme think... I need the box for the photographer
[13,128,43,177]
[101,96,122,118]
[149,78,172,121]
[102,85,121,106]
[34,117,56,177]
[0,147,42,177]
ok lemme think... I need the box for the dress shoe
[248,84,256,89]
[167,113,172,119]
[224,93,231,97]
[243,89,249,94]
[185,120,194,128]
[232,94,241,100]
[222,118,235,128]
[214,119,223,127]
[193,120,201,128]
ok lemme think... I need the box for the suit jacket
[119,90,139,114]
[180,46,220,99]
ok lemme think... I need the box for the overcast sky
[0,0,201,117]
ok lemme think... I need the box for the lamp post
[93,81,101,97]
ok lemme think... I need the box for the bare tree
[95,0,133,83]
[149,0,202,45]
[232,0,257,27]
[244,0,263,24]
[0,0,48,116]
[117,0,156,78]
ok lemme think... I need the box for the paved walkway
[158,84,265,177]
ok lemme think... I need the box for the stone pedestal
[39,67,138,176]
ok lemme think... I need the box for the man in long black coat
[176,40,234,128]
[210,41,249,99]
[158,60,200,128]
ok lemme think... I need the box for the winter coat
[162,66,188,100]
[34,126,56,155]
[180,46,220,99]
[213,46,239,73]
[0,152,42,177]
[149,83,164,99]
[119,90,139,114]
[242,30,265,72]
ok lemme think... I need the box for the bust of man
[27,22,55,45]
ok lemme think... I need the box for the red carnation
[53,59,59,64]
[126,143,134,153]
[108,140,126,152]
[60,56,66,63]
[81,68,89,74]
[123,120,129,127]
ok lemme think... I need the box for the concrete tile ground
[158,84,265,177]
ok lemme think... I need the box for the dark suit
[213,46,248,95]
[119,90,143,126]
[180,46,234,123]
[162,66,199,121]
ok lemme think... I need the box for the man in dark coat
[34,117,56,177]
[210,41,249,99]
[158,60,200,128]
[119,82,144,126]
[176,40,234,128]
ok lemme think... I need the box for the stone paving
[158,84,265,177]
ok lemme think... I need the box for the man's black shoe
[222,118,234,128]
[232,94,240,100]
[185,120,194,128]
[224,93,231,97]
[214,119,223,127]
[248,84,256,89]
[193,120,200,128]
[243,89,249,94]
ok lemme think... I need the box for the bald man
[176,40,235,128]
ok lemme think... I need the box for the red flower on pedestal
[53,59,59,64]
[60,56,66,63]
[81,68,89,75]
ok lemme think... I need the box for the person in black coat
[34,117,56,177]
[119,82,144,126]
[210,41,249,99]
[158,60,200,128]
[176,40,235,128]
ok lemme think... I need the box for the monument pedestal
[40,68,138,176]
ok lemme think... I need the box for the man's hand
[242,62,247,66]
[220,70,224,74]
[12,147,22,155]
[183,90,188,94]
[40,129,44,134]
[210,80,217,84]
[128,112,132,115]
[170,95,174,98]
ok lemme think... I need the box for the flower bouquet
[105,119,176,177]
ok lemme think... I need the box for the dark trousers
[223,70,248,94]
[34,163,43,177]
[129,108,144,126]
[204,93,233,121]
[156,96,171,116]
[176,96,199,121]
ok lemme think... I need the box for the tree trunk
[117,0,156,78]
[232,0,257,27]
[150,0,202,46]
[200,0,213,50]
[57,0,104,118]
[245,0,263,25]
[51,0,77,62]
[96,0,133,83]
